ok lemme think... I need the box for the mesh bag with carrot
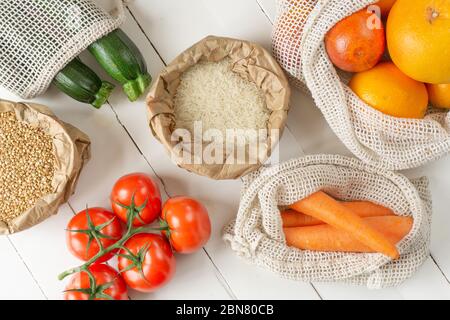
[272,0,450,170]
[223,155,432,289]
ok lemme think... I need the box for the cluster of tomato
[63,173,211,300]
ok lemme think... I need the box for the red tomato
[64,264,128,300]
[66,208,124,263]
[161,197,211,254]
[111,173,162,227]
[118,233,175,292]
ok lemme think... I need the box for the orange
[372,0,397,17]
[349,62,429,119]
[387,0,450,84]
[427,83,450,109]
[325,10,385,73]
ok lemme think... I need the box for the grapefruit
[387,0,450,84]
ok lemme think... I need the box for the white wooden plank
[314,282,402,300]
[287,90,351,156]
[407,159,450,282]
[98,2,321,300]
[7,204,80,300]
[130,251,233,300]
[315,258,450,300]
[0,237,45,300]
[127,0,450,299]
[129,0,274,60]
[257,0,278,23]
[396,258,450,300]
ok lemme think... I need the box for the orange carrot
[281,210,324,227]
[284,216,413,254]
[282,201,395,227]
[289,191,400,259]
[342,201,395,218]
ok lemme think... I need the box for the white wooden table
[1,0,449,300]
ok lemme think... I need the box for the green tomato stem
[58,225,151,281]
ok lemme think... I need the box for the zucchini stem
[92,81,115,109]
[123,73,152,102]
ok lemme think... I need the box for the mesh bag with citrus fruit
[273,0,450,170]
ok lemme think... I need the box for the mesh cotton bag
[223,155,432,289]
[272,0,450,170]
[0,0,125,99]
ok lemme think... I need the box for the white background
[0,0,449,300]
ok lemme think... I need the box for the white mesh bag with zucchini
[224,155,432,289]
[0,0,151,107]
[272,0,450,170]
[0,100,91,235]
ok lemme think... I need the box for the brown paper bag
[147,36,291,180]
[0,100,91,234]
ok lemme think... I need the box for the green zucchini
[88,29,151,102]
[54,58,115,109]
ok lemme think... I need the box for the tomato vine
[59,195,153,281]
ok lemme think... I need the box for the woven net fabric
[272,0,450,170]
[223,155,431,289]
[0,0,124,99]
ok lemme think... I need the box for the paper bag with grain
[0,100,91,234]
[147,36,291,180]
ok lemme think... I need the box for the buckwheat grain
[0,112,55,223]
